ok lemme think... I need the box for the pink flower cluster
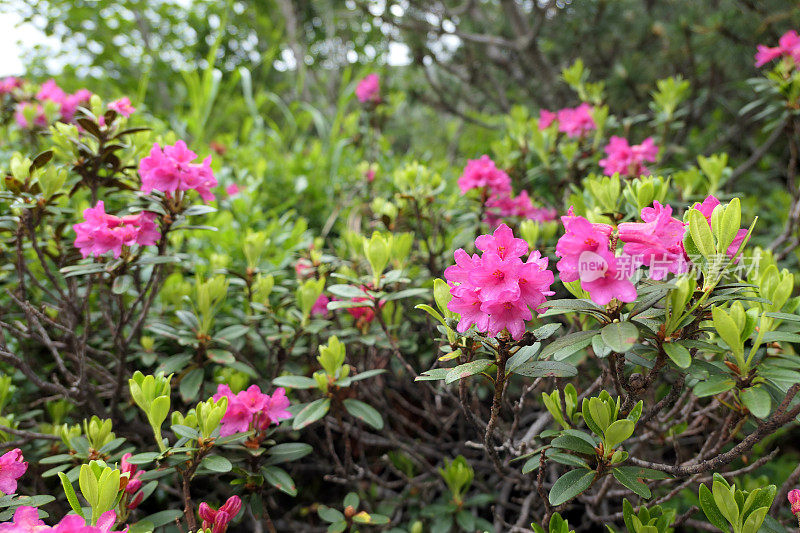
[15,79,92,128]
[484,190,557,227]
[445,224,554,340]
[139,140,217,202]
[0,77,21,95]
[539,103,597,138]
[599,136,658,177]
[73,201,160,259]
[555,195,747,305]
[108,97,135,118]
[199,496,242,533]
[0,507,124,532]
[457,155,512,196]
[0,449,26,495]
[312,294,331,316]
[755,30,800,68]
[213,384,291,437]
[119,453,144,510]
[355,73,380,104]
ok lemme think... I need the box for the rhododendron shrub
[3,25,800,533]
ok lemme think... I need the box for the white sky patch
[0,12,61,76]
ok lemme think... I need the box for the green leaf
[179,368,204,403]
[292,398,330,430]
[687,208,715,258]
[513,360,578,378]
[549,468,596,506]
[604,419,635,449]
[662,342,691,368]
[170,425,199,440]
[272,375,318,389]
[265,443,314,464]
[699,484,729,531]
[58,472,84,517]
[138,510,183,528]
[445,359,493,384]
[125,452,160,465]
[551,434,596,455]
[712,479,739,526]
[740,386,771,419]
[540,330,599,360]
[506,343,541,373]
[694,377,736,398]
[601,322,639,353]
[343,399,384,430]
[613,467,652,499]
[263,466,297,496]
[200,455,232,473]
[742,507,768,533]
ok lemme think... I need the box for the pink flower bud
[198,502,217,524]
[789,489,800,515]
[212,511,231,533]
[128,491,144,510]
[219,495,242,518]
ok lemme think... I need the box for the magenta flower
[108,97,135,118]
[578,249,637,305]
[214,384,292,436]
[556,103,596,138]
[355,73,380,103]
[538,109,557,129]
[484,191,556,226]
[59,89,92,123]
[0,449,27,495]
[457,155,512,196]
[262,387,292,426]
[14,102,47,129]
[444,224,553,340]
[311,294,330,316]
[618,201,688,280]
[755,30,800,67]
[789,489,800,515]
[690,195,747,258]
[36,79,66,103]
[0,506,46,532]
[0,77,21,94]
[73,201,160,259]
[225,183,241,197]
[199,496,242,533]
[120,453,143,495]
[599,136,659,177]
[475,223,528,260]
[138,141,217,202]
[555,209,613,283]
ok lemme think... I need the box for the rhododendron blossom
[311,294,330,316]
[599,136,659,177]
[0,77,21,94]
[691,195,747,258]
[355,73,380,103]
[0,506,124,532]
[138,141,217,202]
[537,104,596,137]
[755,30,800,67]
[14,102,47,129]
[457,155,512,195]
[0,449,26,495]
[445,224,554,340]
[108,97,135,118]
[213,384,291,436]
[484,191,557,226]
[199,496,241,533]
[555,208,614,283]
[538,109,557,129]
[73,202,160,259]
[618,201,688,279]
[36,80,92,123]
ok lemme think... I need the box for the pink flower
[120,453,143,495]
[295,258,314,277]
[444,224,553,340]
[138,141,217,202]
[14,102,47,129]
[618,201,688,279]
[690,195,747,258]
[0,77,21,94]
[0,506,47,532]
[311,294,330,316]
[108,97,135,118]
[0,449,26,495]
[475,223,528,260]
[755,30,800,67]
[199,496,242,533]
[73,202,161,259]
[457,155,512,195]
[579,249,637,305]
[36,79,66,103]
[0,507,125,532]
[365,168,376,182]
[556,103,596,138]
[599,136,659,177]
[538,109,557,129]
[484,191,557,226]
[59,89,92,123]
[355,73,380,103]
[225,183,241,197]
[555,208,613,283]
[788,489,800,515]
[214,384,292,436]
